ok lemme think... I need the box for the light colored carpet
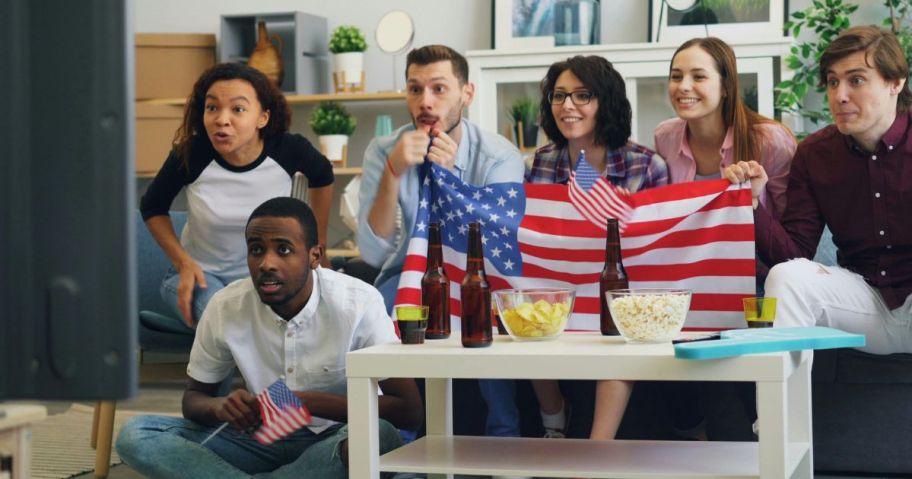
[31,403,176,479]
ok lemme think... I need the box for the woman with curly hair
[520,55,668,441]
[140,63,334,332]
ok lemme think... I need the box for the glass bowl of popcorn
[493,288,575,341]
[606,289,692,343]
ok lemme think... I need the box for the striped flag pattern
[253,379,312,445]
[394,163,755,331]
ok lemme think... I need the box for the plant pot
[319,134,349,166]
[513,121,539,149]
[332,52,364,91]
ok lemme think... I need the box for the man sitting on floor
[116,197,422,478]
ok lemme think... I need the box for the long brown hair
[173,63,291,168]
[671,37,790,163]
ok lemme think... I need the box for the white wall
[136,0,495,93]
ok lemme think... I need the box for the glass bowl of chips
[493,288,575,341]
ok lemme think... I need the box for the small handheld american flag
[253,379,313,445]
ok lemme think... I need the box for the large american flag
[394,163,756,330]
[253,379,312,445]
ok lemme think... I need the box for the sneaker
[542,400,573,438]
[543,428,565,438]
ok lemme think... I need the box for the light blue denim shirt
[357,118,525,310]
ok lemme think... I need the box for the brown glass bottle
[600,218,628,335]
[422,222,450,339]
[460,222,492,348]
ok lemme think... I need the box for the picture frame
[648,0,786,44]
[492,0,557,50]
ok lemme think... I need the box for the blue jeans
[116,415,403,478]
[478,379,520,437]
[156,268,243,333]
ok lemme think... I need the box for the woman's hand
[176,259,207,327]
[722,161,767,210]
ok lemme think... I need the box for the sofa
[809,228,912,475]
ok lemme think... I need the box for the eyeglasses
[548,90,593,105]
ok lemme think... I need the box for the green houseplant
[310,101,357,136]
[509,96,539,149]
[329,25,367,91]
[311,102,357,165]
[775,0,912,131]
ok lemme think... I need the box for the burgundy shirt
[755,111,912,309]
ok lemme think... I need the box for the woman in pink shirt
[655,37,796,218]
[651,37,796,440]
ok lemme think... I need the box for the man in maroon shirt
[725,26,912,354]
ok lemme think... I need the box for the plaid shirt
[525,142,668,193]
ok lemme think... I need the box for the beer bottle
[600,218,628,335]
[422,222,450,339]
[460,222,493,348]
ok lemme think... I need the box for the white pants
[765,258,912,355]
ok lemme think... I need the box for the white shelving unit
[466,39,792,148]
[347,332,813,479]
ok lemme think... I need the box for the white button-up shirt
[188,267,398,432]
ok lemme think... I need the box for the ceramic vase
[248,21,284,87]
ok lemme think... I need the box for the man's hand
[213,389,260,433]
[722,160,767,209]
[176,259,207,327]
[387,130,431,177]
[427,128,458,171]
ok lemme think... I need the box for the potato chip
[500,299,570,338]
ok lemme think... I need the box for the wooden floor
[48,368,886,479]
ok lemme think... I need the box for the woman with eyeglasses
[527,55,668,190]
[525,55,668,441]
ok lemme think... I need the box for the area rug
[30,403,175,479]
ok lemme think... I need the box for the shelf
[333,167,361,176]
[326,247,359,258]
[138,91,407,107]
[380,436,810,478]
[136,165,360,180]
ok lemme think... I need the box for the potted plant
[329,25,368,92]
[509,96,539,149]
[310,101,357,166]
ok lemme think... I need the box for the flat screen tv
[0,0,136,400]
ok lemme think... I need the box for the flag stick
[199,422,229,446]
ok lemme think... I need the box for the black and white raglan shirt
[140,133,334,280]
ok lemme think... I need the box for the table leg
[787,351,813,479]
[94,401,116,478]
[424,378,453,479]
[424,378,452,436]
[347,377,380,479]
[757,378,788,479]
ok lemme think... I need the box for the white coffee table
[347,332,812,478]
